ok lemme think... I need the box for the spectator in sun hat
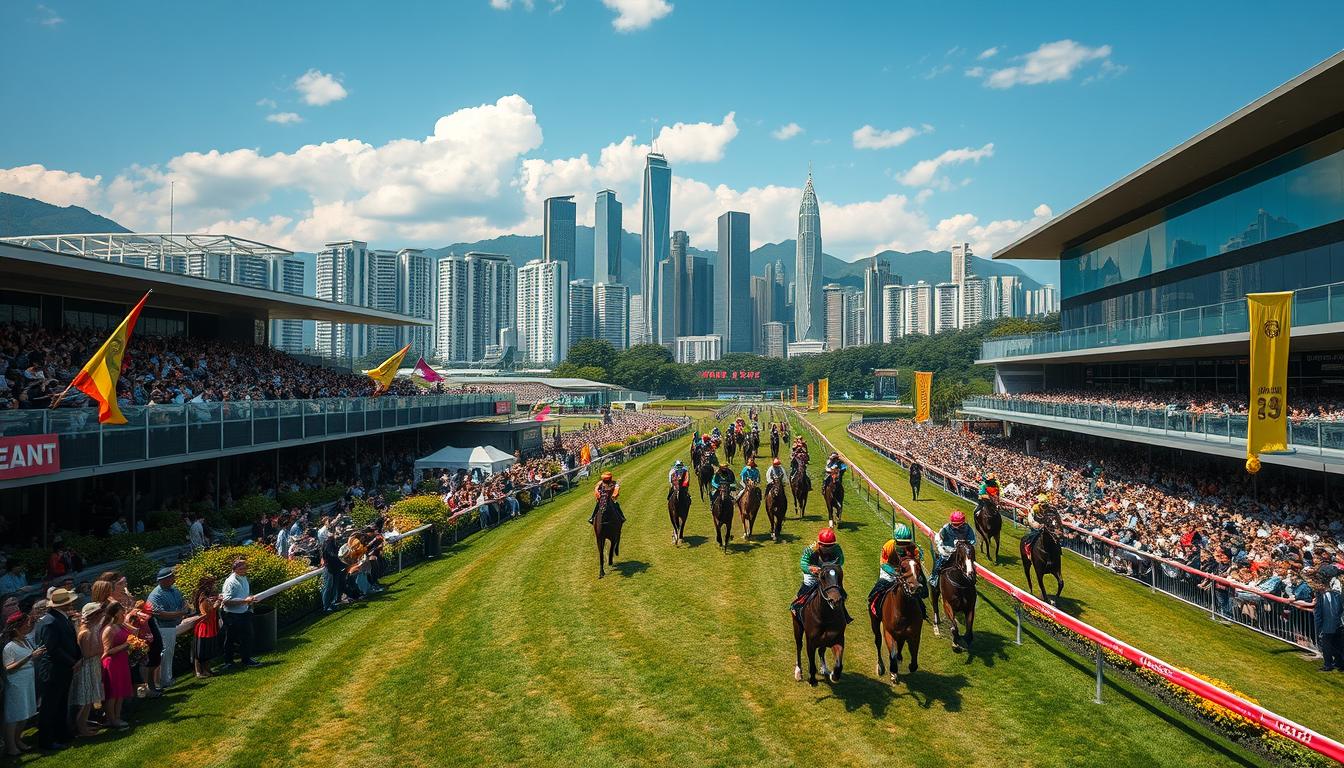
[147,566,188,689]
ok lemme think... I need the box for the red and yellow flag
[363,344,411,395]
[70,291,150,424]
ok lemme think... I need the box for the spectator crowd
[980,389,1344,423]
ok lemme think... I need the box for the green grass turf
[47,408,1275,768]
[798,409,1344,742]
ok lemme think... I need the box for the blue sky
[2,1,1341,285]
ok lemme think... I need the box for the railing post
[1094,644,1104,704]
[1015,602,1023,646]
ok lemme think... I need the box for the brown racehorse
[872,554,925,684]
[711,483,735,549]
[696,456,716,501]
[724,431,737,464]
[764,475,788,542]
[793,560,847,685]
[822,474,844,527]
[974,496,1002,563]
[791,465,811,519]
[1021,506,1065,604]
[770,430,780,458]
[593,489,622,578]
[932,539,977,652]
[668,481,691,546]
[737,480,761,540]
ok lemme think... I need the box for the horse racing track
[56,410,1301,768]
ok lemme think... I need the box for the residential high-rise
[594,282,629,350]
[846,289,865,348]
[881,284,907,342]
[594,189,622,284]
[516,258,569,366]
[568,279,595,344]
[315,240,372,360]
[994,275,1022,318]
[435,252,516,363]
[951,242,972,286]
[772,258,788,333]
[629,294,645,347]
[270,257,306,353]
[823,284,847,351]
[795,171,824,341]
[670,230,690,336]
[688,256,714,336]
[640,153,671,345]
[674,335,722,364]
[397,248,434,361]
[763,321,787,359]
[862,256,887,347]
[961,276,986,329]
[714,211,753,354]
[934,282,961,333]
[544,195,577,278]
[751,275,768,352]
[365,248,402,354]
[657,257,678,345]
[907,281,933,336]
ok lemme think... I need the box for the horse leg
[907,632,919,676]
[1053,570,1065,603]
[872,616,885,677]
[807,640,819,686]
[818,645,830,679]
[930,589,942,637]
[793,617,804,682]
[948,600,962,652]
[831,643,843,683]
[994,535,1000,563]
[1022,557,1034,597]
[891,633,903,684]
[597,535,605,579]
[964,605,975,647]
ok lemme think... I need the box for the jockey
[867,524,928,619]
[930,511,976,589]
[765,457,786,485]
[710,463,737,499]
[738,458,761,501]
[790,438,809,473]
[978,472,1001,503]
[711,425,722,440]
[1023,494,1051,552]
[668,460,690,498]
[588,471,624,524]
[822,453,847,492]
[692,432,705,451]
[792,527,846,615]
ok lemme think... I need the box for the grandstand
[0,235,511,548]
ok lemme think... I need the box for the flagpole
[50,289,153,412]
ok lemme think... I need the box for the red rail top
[796,414,1344,764]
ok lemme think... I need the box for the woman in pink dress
[100,602,132,729]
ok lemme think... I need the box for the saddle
[869,580,899,617]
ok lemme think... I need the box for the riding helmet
[817,527,837,546]
[893,523,913,544]
[601,471,613,481]
[950,511,966,524]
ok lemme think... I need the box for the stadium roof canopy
[0,236,429,326]
[995,50,1344,262]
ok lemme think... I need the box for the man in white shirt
[220,559,260,668]
[188,514,206,552]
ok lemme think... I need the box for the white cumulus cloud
[978,40,1113,88]
[897,144,995,187]
[265,112,303,125]
[977,46,999,60]
[772,122,804,141]
[602,0,672,32]
[852,123,931,150]
[294,69,348,106]
[0,165,102,207]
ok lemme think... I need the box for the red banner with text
[0,434,61,481]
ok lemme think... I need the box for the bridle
[944,539,977,589]
[898,555,923,597]
[817,558,844,608]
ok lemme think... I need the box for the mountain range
[0,192,1042,292]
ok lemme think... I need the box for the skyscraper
[657,257,678,345]
[795,171,824,341]
[435,252,516,363]
[715,211,752,354]
[763,322,787,359]
[823,284,847,351]
[934,282,961,333]
[270,257,306,353]
[907,281,933,336]
[516,258,569,366]
[670,230,690,336]
[593,282,629,351]
[594,189,622,285]
[315,240,371,360]
[862,257,888,347]
[366,248,402,354]
[951,242,972,286]
[544,195,577,278]
[751,275,768,352]
[881,284,907,342]
[397,248,434,361]
[688,256,714,336]
[846,289,865,348]
[568,279,595,344]
[640,153,671,345]
[629,294,645,347]
[960,275,986,328]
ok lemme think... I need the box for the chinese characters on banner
[697,370,762,379]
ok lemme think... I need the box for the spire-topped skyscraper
[794,170,823,341]
[641,153,671,345]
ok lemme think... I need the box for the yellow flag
[914,371,933,423]
[818,378,830,414]
[1246,292,1293,471]
[363,344,412,395]
[69,291,151,424]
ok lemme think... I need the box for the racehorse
[791,464,811,519]
[1021,506,1065,604]
[593,487,622,579]
[724,431,737,464]
[793,560,847,685]
[974,496,1002,563]
[690,443,703,472]
[743,434,756,463]
[770,430,780,458]
[822,475,844,527]
[871,553,924,684]
[696,456,716,501]
[668,480,691,546]
[737,479,761,541]
[932,539,977,652]
[711,483,736,549]
[764,475,787,542]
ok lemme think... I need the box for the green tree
[559,338,619,378]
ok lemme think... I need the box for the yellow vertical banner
[807,382,815,409]
[1245,292,1293,473]
[818,378,830,413]
[914,371,933,423]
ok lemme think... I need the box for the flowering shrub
[387,495,451,529]
[120,547,164,593]
[175,544,317,617]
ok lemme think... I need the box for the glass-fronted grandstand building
[970,51,1344,472]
